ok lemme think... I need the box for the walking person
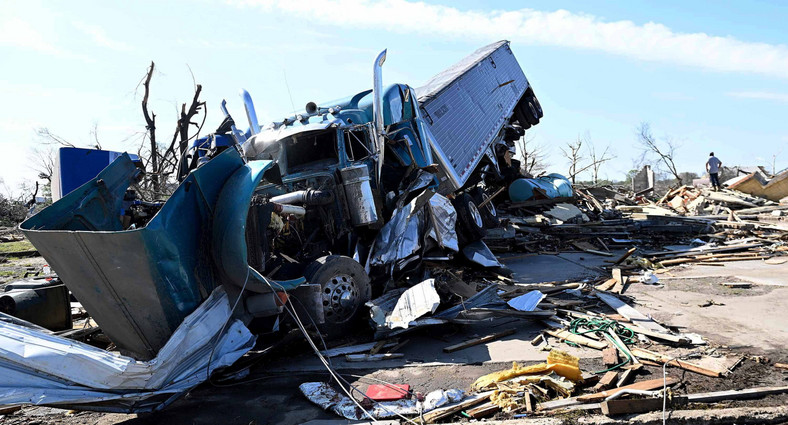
[706,152,722,191]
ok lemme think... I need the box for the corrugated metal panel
[417,41,528,188]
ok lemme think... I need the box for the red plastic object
[365,384,411,401]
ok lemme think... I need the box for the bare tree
[516,131,549,176]
[140,61,161,196]
[28,147,56,182]
[137,61,206,199]
[588,141,615,185]
[637,122,682,185]
[35,127,75,147]
[561,136,583,184]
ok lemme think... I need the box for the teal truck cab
[186,41,543,331]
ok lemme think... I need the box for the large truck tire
[531,95,543,118]
[303,255,371,338]
[525,100,540,125]
[453,193,487,245]
[470,187,500,229]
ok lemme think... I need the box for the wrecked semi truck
[200,40,543,325]
[19,41,542,363]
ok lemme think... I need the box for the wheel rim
[321,273,359,323]
[468,201,483,229]
[482,193,497,217]
[528,102,538,120]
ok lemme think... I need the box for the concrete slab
[628,259,788,352]
[661,259,788,287]
[500,252,612,283]
[268,319,599,373]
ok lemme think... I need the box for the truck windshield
[344,127,374,161]
[283,129,338,171]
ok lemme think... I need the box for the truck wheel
[304,255,371,338]
[525,101,540,125]
[453,193,487,244]
[470,188,500,229]
[531,95,543,118]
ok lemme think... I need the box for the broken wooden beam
[443,329,516,353]
[630,347,721,377]
[577,377,679,402]
[601,396,687,416]
[545,328,607,350]
[593,371,618,392]
[687,385,788,403]
[345,353,404,362]
[595,292,671,334]
[611,247,637,265]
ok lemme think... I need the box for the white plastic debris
[639,271,659,284]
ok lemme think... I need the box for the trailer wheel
[470,188,500,229]
[531,95,543,118]
[453,193,486,244]
[525,101,540,125]
[304,255,371,338]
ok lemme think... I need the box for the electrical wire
[262,277,420,425]
[207,268,250,385]
[569,317,636,373]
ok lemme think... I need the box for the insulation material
[0,287,255,413]
[472,350,582,391]
[300,382,464,420]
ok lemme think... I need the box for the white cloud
[727,91,788,102]
[73,21,134,52]
[0,17,62,55]
[229,0,788,79]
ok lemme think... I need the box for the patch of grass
[0,240,35,253]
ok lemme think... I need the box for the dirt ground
[2,253,788,425]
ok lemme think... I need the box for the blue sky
[1,0,787,196]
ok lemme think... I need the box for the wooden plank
[601,396,687,416]
[345,353,404,362]
[602,345,619,366]
[687,385,788,403]
[612,247,637,265]
[626,324,690,344]
[616,363,643,387]
[467,401,499,418]
[595,292,671,334]
[593,371,618,392]
[422,391,493,423]
[320,341,395,357]
[577,377,679,402]
[596,278,617,291]
[545,328,607,350]
[630,347,721,377]
[775,363,788,370]
[443,329,516,353]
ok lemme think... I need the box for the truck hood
[242,118,340,158]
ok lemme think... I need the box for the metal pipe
[272,203,306,217]
[240,89,261,135]
[372,49,387,182]
[270,189,334,206]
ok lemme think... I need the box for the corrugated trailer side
[416,40,531,192]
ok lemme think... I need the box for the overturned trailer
[8,41,542,412]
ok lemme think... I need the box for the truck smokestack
[240,89,261,135]
[372,49,387,182]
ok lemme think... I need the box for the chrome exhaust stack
[372,49,387,183]
[240,89,261,135]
